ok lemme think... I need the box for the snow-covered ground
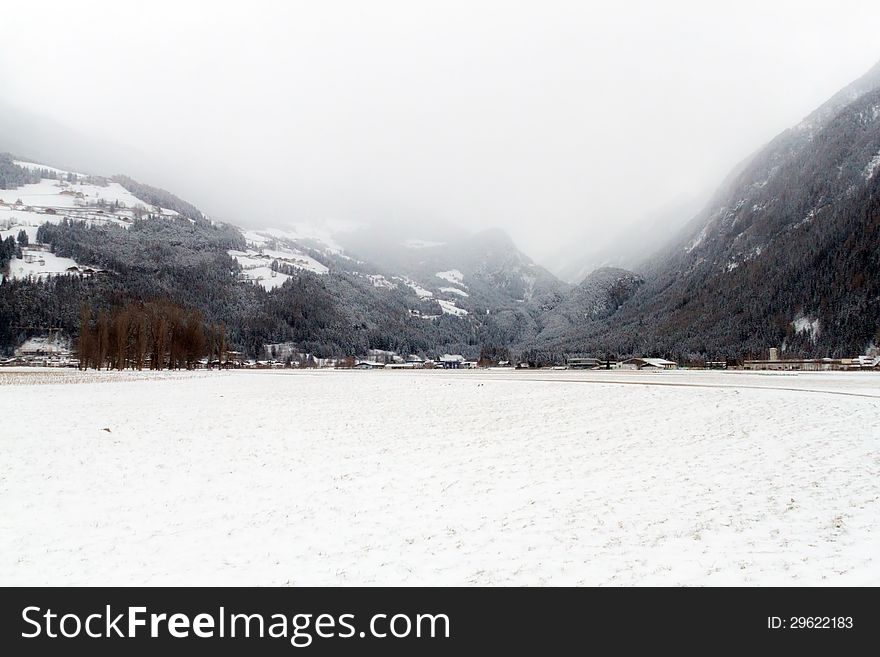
[12,161,179,216]
[864,149,880,181]
[1,368,878,586]
[366,273,395,289]
[0,177,163,213]
[0,210,56,236]
[436,269,465,286]
[228,246,328,290]
[1,163,187,282]
[399,277,433,299]
[437,298,468,316]
[5,248,81,280]
[439,286,469,297]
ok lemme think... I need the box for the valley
[2,60,880,365]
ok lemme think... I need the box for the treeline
[0,153,80,190]
[112,175,205,222]
[77,300,228,370]
[0,154,41,190]
[0,235,21,271]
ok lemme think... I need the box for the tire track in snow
[422,373,880,400]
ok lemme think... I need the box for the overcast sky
[2,0,880,262]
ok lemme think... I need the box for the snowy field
[1,368,878,586]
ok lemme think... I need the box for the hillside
[0,155,567,360]
[4,59,880,364]
[540,60,880,360]
[532,267,644,353]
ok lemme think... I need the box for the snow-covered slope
[1,153,563,355]
[4,248,81,281]
[227,247,328,290]
[1,158,188,281]
[232,219,566,321]
[5,161,179,215]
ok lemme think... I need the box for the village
[3,332,879,372]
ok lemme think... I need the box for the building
[620,357,677,370]
[11,331,74,367]
[354,360,385,370]
[852,355,880,369]
[367,349,402,364]
[567,357,601,370]
[438,354,465,369]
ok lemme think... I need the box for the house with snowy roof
[438,354,465,369]
[620,357,677,370]
[355,360,385,370]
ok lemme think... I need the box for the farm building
[438,354,465,369]
[567,357,601,370]
[355,360,385,370]
[620,357,677,370]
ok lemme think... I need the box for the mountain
[334,224,566,307]
[0,154,566,360]
[229,221,570,357]
[4,58,880,364]
[531,267,644,352]
[547,59,880,359]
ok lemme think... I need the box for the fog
[2,0,879,266]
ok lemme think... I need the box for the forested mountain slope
[555,60,880,359]
[0,155,566,360]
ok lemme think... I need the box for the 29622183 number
[789,617,853,629]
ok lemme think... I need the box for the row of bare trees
[77,300,228,370]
